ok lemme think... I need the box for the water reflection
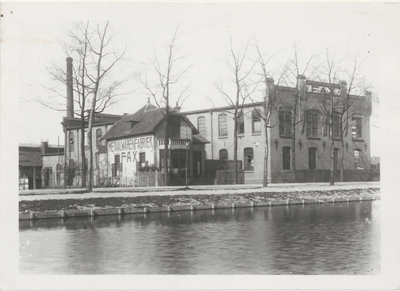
[19,201,380,275]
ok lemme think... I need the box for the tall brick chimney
[66,57,74,118]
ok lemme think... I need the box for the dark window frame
[252,110,262,134]
[219,149,228,161]
[333,112,341,138]
[354,149,363,169]
[197,116,206,137]
[244,147,254,171]
[352,115,362,139]
[96,128,103,148]
[306,111,318,137]
[218,114,228,137]
[279,110,292,136]
[237,113,245,135]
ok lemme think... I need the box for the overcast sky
[2,2,399,157]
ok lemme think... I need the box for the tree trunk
[291,102,297,183]
[340,137,344,182]
[80,108,86,188]
[330,111,335,186]
[164,109,169,186]
[87,107,94,192]
[233,110,238,185]
[263,117,269,187]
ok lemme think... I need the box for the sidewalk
[19,181,380,201]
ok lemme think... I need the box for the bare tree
[43,21,128,190]
[215,36,257,184]
[282,43,316,182]
[316,48,344,185]
[139,28,193,186]
[250,43,288,187]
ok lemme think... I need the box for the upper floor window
[333,112,341,138]
[309,147,316,169]
[354,149,363,169]
[244,147,254,171]
[352,115,362,139]
[218,114,228,137]
[197,116,206,137]
[252,110,262,134]
[237,113,244,135]
[283,147,291,170]
[69,132,74,152]
[279,110,292,136]
[168,116,181,138]
[306,110,318,137]
[96,129,103,148]
[219,149,228,161]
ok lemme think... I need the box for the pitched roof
[193,134,209,143]
[101,103,162,140]
[101,104,199,141]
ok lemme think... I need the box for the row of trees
[44,21,374,190]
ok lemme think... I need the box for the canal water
[19,201,380,275]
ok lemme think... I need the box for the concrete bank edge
[19,195,380,221]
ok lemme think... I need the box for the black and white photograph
[1,1,399,290]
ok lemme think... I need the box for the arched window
[219,149,228,161]
[352,114,363,139]
[306,110,318,137]
[69,132,74,152]
[279,109,292,136]
[283,147,291,170]
[354,149,363,169]
[252,110,261,134]
[197,116,206,137]
[218,114,228,137]
[96,129,103,147]
[309,148,316,169]
[244,147,254,171]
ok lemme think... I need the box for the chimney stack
[41,141,49,155]
[66,57,74,118]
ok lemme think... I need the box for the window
[309,148,316,169]
[252,110,261,134]
[96,129,103,148]
[334,148,339,170]
[279,110,292,136]
[112,155,121,177]
[197,116,206,137]
[306,111,318,137]
[69,132,74,151]
[354,149,363,169]
[283,147,291,170]
[168,116,180,138]
[352,115,362,139]
[171,150,187,170]
[218,114,228,137]
[139,152,146,169]
[237,113,244,135]
[333,113,341,138]
[244,148,254,171]
[219,149,228,161]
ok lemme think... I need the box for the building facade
[184,77,373,184]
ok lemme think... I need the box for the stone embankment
[19,186,380,221]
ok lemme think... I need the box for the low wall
[19,195,380,221]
